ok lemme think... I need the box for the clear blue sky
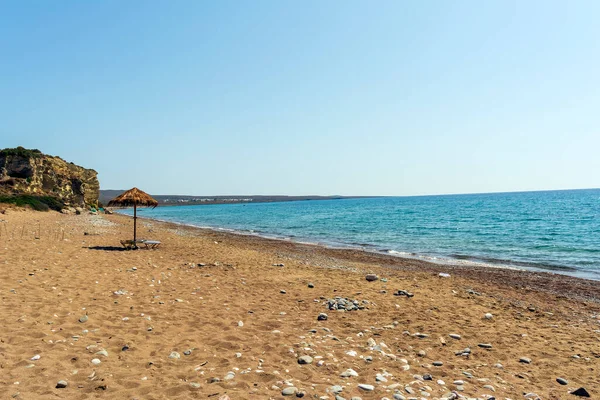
[1,1,599,196]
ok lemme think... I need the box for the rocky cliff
[0,147,99,207]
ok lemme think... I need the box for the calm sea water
[122,189,600,280]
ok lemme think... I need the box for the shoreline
[117,204,600,282]
[126,213,600,304]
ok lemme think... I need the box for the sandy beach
[1,209,598,400]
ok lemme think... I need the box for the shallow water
[121,189,600,280]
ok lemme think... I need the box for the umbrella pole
[133,204,137,244]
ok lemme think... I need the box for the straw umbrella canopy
[107,187,158,243]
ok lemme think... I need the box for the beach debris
[438,273,451,278]
[557,377,568,385]
[570,388,590,397]
[113,289,128,296]
[238,320,244,327]
[394,290,414,298]
[519,357,532,364]
[282,387,298,396]
[317,313,328,321]
[365,274,378,281]
[56,380,68,389]
[297,355,313,365]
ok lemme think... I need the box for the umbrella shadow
[85,246,128,251]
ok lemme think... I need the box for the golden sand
[0,209,598,399]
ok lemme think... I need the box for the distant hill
[99,190,370,206]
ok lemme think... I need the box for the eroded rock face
[0,147,99,207]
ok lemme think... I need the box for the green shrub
[0,195,64,211]
[0,147,43,158]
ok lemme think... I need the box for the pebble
[484,313,493,319]
[91,358,101,365]
[453,380,464,385]
[330,385,343,393]
[95,350,108,357]
[169,352,181,359]
[432,361,443,366]
[298,355,314,365]
[308,283,315,288]
[31,355,41,361]
[340,368,359,377]
[224,371,235,380]
[365,274,378,281]
[78,315,88,323]
[318,313,328,321]
[478,343,493,349]
[449,334,461,340]
[183,350,192,356]
[570,388,590,397]
[423,374,432,381]
[238,320,244,327]
[439,273,451,278]
[483,385,495,392]
[189,382,201,388]
[556,377,568,385]
[282,387,298,396]
[358,384,374,391]
[280,290,287,294]
[56,380,68,389]
[519,357,532,364]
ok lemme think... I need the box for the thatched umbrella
[107,187,158,243]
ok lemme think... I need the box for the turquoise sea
[122,189,600,280]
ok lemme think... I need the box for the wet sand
[0,209,598,399]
